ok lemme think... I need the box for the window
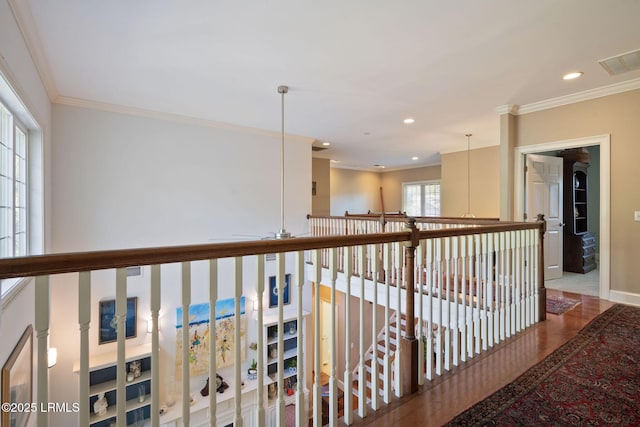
[403,181,441,216]
[0,70,42,303]
[0,101,28,258]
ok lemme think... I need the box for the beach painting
[176,296,246,378]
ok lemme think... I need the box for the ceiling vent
[598,49,640,75]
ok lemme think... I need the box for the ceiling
[12,0,640,170]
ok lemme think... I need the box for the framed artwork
[99,297,137,344]
[175,297,247,377]
[269,274,291,308]
[1,325,33,427]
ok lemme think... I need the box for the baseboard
[608,290,640,307]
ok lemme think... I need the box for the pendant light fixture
[275,85,292,239]
[462,133,476,218]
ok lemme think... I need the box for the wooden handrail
[307,213,502,224]
[0,221,543,280]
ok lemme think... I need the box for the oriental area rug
[444,304,640,426]
[546,295,581,315]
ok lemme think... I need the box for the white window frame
[402,180,441,217]
[0,69,42,305]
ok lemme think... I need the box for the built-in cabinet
[562,151,596,274]
[264,312,300,407]
[74,344,152,427]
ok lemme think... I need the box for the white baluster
[417,240,425,384]
[524,230,535,328]
[394,242,403,396]
[115,268,127,427]
[35,275,49,427]
[426,239,434,380]
[515,230,522,333]
[329,248,338,426]
[234,257,244,427]
[150,265,161,427]
[295,251,306,427]
[255,256,265,427]
[485,233,498,347]
[532,229,539,325]
[507,231,514,337]
[443,238,451,371]
[180,262,191,426]
[452,237,459,367]
[209,260,218,426]
[358,245,367,419]
[312,250,322,427]
[434,238,443,376]
[495,233,502,345]
[343,246,353,425]
[480,234,491,351]
[370,244,380,409]
[474,235,481,354]
[459,237,467,363]
[78,272,90,427]
[498,233,506,342]
[466,235,474,358]
[276,253,285,427]
[383,243,392,404]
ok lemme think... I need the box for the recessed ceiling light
[411,156,419,161]
[330,159,340,163]
[374,164,386,168]
[322,141,331,146]
[563,71,584,80]
[403,118,415,124]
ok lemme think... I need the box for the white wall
[48,104,312,425]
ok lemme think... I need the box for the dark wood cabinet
[562,154,596,273]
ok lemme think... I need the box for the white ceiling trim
[7,0,57,101]
[54,95,315,144]
[497,77,640,116]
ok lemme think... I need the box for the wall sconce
[48,347,57,368]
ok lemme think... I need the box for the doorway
[515,135,610,299]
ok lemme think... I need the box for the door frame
[514,134,610,299]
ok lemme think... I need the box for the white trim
[439,141,500,155]
[1,277,31,309]
[514,134,610,301]
[6,0,58,101]
[498,78,640,116]
[55,96,315,144]
[608,290,640,307]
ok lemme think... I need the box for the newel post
[536,214,547,322]
[401,218,419,395]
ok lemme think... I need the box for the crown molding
[7,0,58,101]
[54,96,315,144]
[439,141,500,155]
[495,104,519,115]
[499,77,640,116]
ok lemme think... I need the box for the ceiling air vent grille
[598,49,640,75]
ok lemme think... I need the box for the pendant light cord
[278,86,289,235]
[466,133,472,216]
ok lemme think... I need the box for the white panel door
[526,154,564,280]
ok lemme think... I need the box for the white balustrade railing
[0,216,543,427]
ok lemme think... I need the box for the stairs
[352,312,416,403]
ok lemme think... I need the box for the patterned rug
[444,304,640,426]
[546,295,581,315]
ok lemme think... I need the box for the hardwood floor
[348,289,615,427]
